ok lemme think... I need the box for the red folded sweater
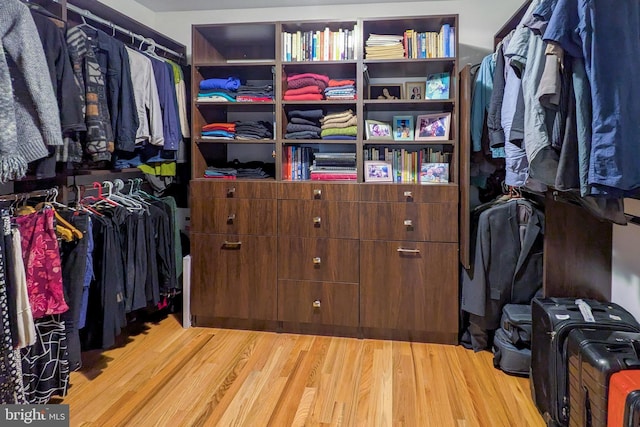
[283,94,324,101]
[287,72,330,84]
[329,79,355,87]
[202,123,236,131]
[284,86,322,96]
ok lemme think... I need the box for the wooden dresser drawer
[191,198,276,235]
[360,183,458,203]
[278,182,359,201]
[359,202,457,242]
[278,237,359,282]
[191,233,277,321]
[192,180,276,199]
[278,280,358,326]
[278,200,359,238]
[359,240,458,333]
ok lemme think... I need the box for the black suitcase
[567,329,640,427]
[493,328,531,376]
[530,297,640,427]
[501,304,532,347]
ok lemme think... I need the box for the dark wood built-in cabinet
[190,15,462,344]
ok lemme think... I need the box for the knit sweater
[0,46,26,182]
[1,0,62,174]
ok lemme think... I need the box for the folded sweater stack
[198,77,241,102]
[285,109,324,139]
[201,122,236,139]
[284,73,329,101]
[324,79,356,100]
[236,84,274,102]
[320,110,358,140]
[235,121,273,140]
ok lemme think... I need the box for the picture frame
[415,112,451,141]
[364,161,393,182]
[404,81,426,100]
[369,84,403,100]
[392,115,414,141]
[365,119,393,140]
[425,72,451,100]
[420,162,450,184]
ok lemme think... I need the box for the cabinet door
[360,240,458,333]
[191,233,277,321]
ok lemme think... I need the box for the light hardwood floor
[58,315,545,426]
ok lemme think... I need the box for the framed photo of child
[393,115,414,141]
[415,113,451,141]
[365,120,393,140]
[405,81,426,100]
[364,161,393,182]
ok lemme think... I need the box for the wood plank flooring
[58,315,545,426]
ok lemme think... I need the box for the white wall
[612,200,640,321]
[150,0,520,64]
[97,0,158,29]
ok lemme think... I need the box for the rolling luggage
[566,329,640,427]
[530,297,640,427]
[608,370,640,427]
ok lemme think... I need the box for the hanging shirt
[545,0,640,196]
[125,47,164,146]
[80,27,139,153]
[147,55,181,151]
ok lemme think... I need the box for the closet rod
[0,188,56,202]
[52,0,184,60]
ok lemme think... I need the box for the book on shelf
[400,24,454,59]
[282,26,357,61]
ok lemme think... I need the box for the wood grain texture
[190,197,277,235]
[278,280,359,326]
[359,202,458,242]
[58,315,545,426]
[359,183,458,203]
[278,237,359,282]
[191,233,277,321]
[191,180,277,200]
[278,182,360,201]
[459,64,472,270]
[278,200,360,239]
[360,240,458,336]
[543,195,612,300]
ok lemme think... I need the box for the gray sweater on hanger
[0,0,63,180]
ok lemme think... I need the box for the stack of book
[310,152,357,181]
[364,34,405,59]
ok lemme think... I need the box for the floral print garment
[15,209,68,319]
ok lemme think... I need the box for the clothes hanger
[106,179,145,212]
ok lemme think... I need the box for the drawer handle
[397,247,420,254]
[312,300,321,309]
[227,214,236,224]
[227,187,236,197]
[313,216,321,226]
[403,191,413,200]
[222,240,242,249]
[313,257,322,265]
[404,219,413,227]
[313,189,322,199]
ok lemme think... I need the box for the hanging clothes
[461,199,544,351]
[76,27,139,153]
[0,212,26,404]
[66,26,114,162]
[0,0,65,181]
